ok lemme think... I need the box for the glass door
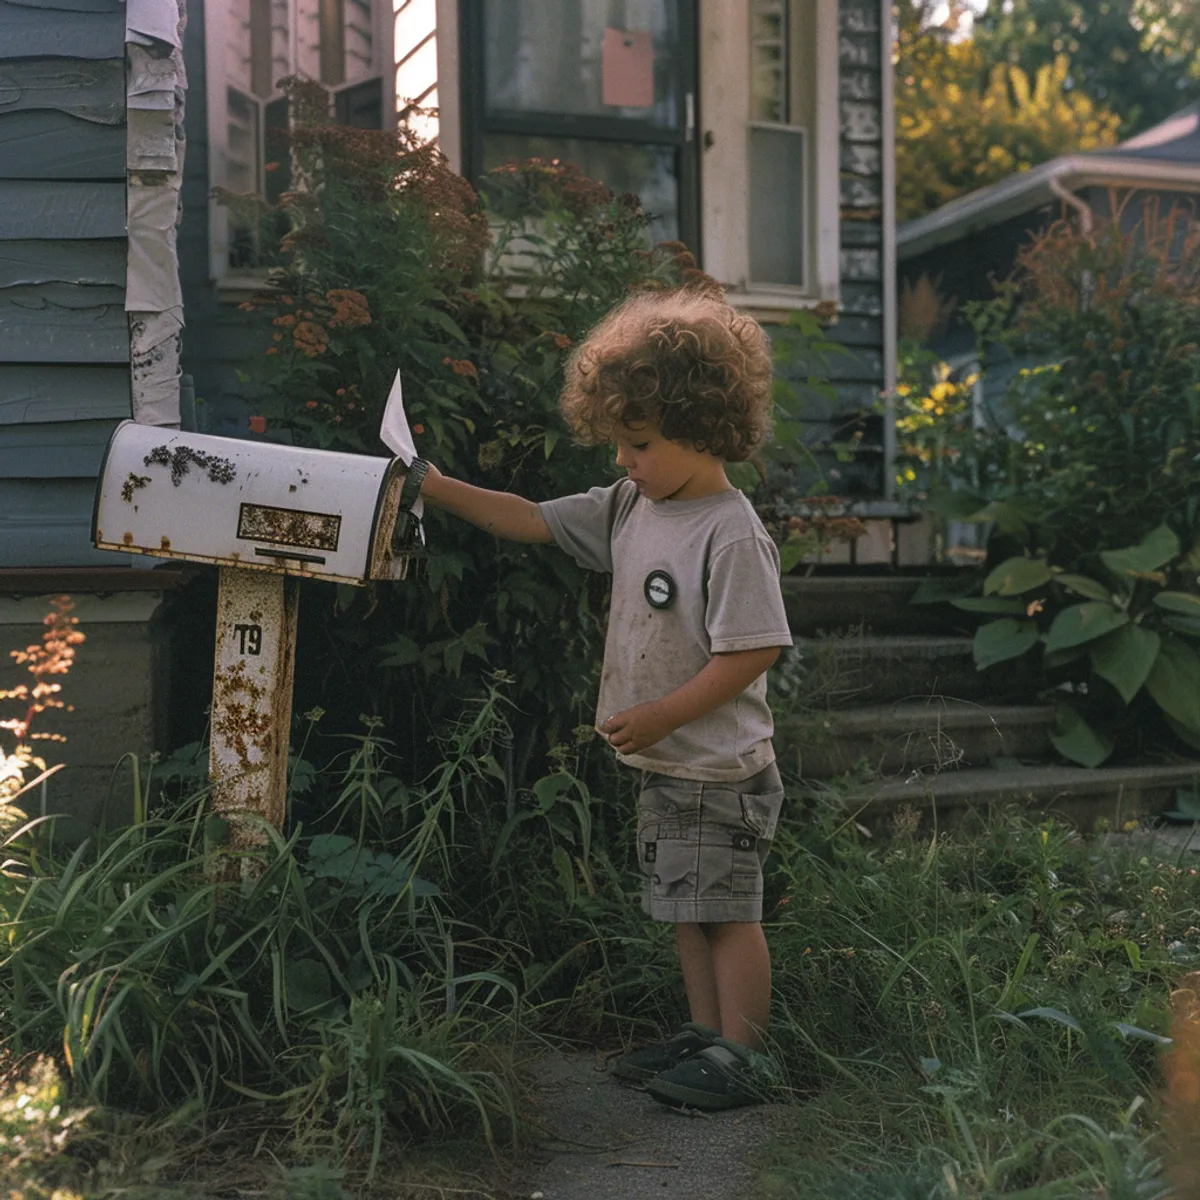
[462,0,699,249]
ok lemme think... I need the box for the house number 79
[234,623,263,656]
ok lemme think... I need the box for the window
[458,1,839,307]
[461,0,699,247]
[206,0,393,280]
[699,0,839,306]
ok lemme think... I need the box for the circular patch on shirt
[644,569,675,610]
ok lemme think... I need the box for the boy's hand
[600,703,675,755]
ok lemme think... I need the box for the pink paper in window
[602,27,654,109]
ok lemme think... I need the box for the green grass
[2,702,1197,1198]
[755,791,1197,1198]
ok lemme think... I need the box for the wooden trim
[814,0,839,301]
[699,0,840,299]
[879,0,897,498]
[434,0,461,171]
[0,566,194,594]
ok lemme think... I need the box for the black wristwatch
[398,456,429,514]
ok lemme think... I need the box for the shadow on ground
[525,1052,785,1200]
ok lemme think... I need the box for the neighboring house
[897,102,1200,395]
[0,0,895,815]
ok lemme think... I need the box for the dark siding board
[0,182,125,239]
[0,111,126,180]
[0,239,125,287]
[840,281,883,317]
[0,417,117,476]
[828,315,883,347]
[0,57,124,123]
[0,2,124,58]
[0,284,128,363]
[5,0,123,11]
[0,478,112,568]
[0,364,130,423]
[825,347,883,382]
[840,222,881,248]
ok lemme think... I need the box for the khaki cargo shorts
[636,762,785,924]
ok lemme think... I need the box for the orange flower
[293,320,329,358]
[305,400,318,409]
[413,423,425,435]
[442,356,478,381]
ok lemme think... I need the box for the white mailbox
[91,418,426,860]
[93,421,419,585]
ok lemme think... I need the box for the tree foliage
[896,9,1121,221]
[973,0,1200,134]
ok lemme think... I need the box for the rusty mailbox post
[93,421,423,853]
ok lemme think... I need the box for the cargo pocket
[638,779,702,900]
[730,789,784,898]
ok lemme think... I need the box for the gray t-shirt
[540,479,793,782]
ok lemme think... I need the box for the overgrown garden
[2,93,1199,1198]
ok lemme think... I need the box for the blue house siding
[0,0,130,568]
[772,0,889,498]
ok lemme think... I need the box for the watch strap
[398,456,429,513]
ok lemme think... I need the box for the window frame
[698,0,839,312]
[205,0,397,289]
[458,0,702,253]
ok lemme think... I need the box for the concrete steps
[783,574,970,637]
[779,700,1057,779]
[780,569,1200,825]
[831,761,1200,829]
[792,634,1040,708]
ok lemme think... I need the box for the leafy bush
[218,82,726,776]
[936,525,1200,764]
[942,202,1200,568]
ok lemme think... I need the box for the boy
[417,287,792,1111]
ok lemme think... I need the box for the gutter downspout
[1049,175,1094,233]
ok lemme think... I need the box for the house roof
[898,102,1200,260]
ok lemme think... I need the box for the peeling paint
[143,442,236,485]
[120,471,151,501]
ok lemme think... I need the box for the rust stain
[122,531,134,546]
[237,503,341,552]
[160,535,171,550]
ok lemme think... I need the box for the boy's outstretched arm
[419,462,554,543]
[599,646,782,755]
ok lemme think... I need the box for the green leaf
[1146,635,1200,732]
[1167,715,1200,753]
[984,556,1053,596]
[1044,645,1086,670]
[284,958,333,1012]
[778,540,809,574]
[1113,1022,1172,1045]
[1018,1006,1083,1033]
[1100,524,1180,578]
[1154,591,1200,616]
[950,597,1028,615]
[1043,603,1128,654]
[924,487,988,521]
[1165,614,1200,639]
[1055,573,1113,603]
[1089,625,1161,705]
[1051,706,1114,768]
[973,618,1040,669]
[425,307,469,345]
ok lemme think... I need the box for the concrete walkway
[524,1052,781,1200]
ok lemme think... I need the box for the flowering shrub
[1,597,84,803]
[960,201,1200,566]
[218,81,717,766]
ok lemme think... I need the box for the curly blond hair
[560,287,773,462]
